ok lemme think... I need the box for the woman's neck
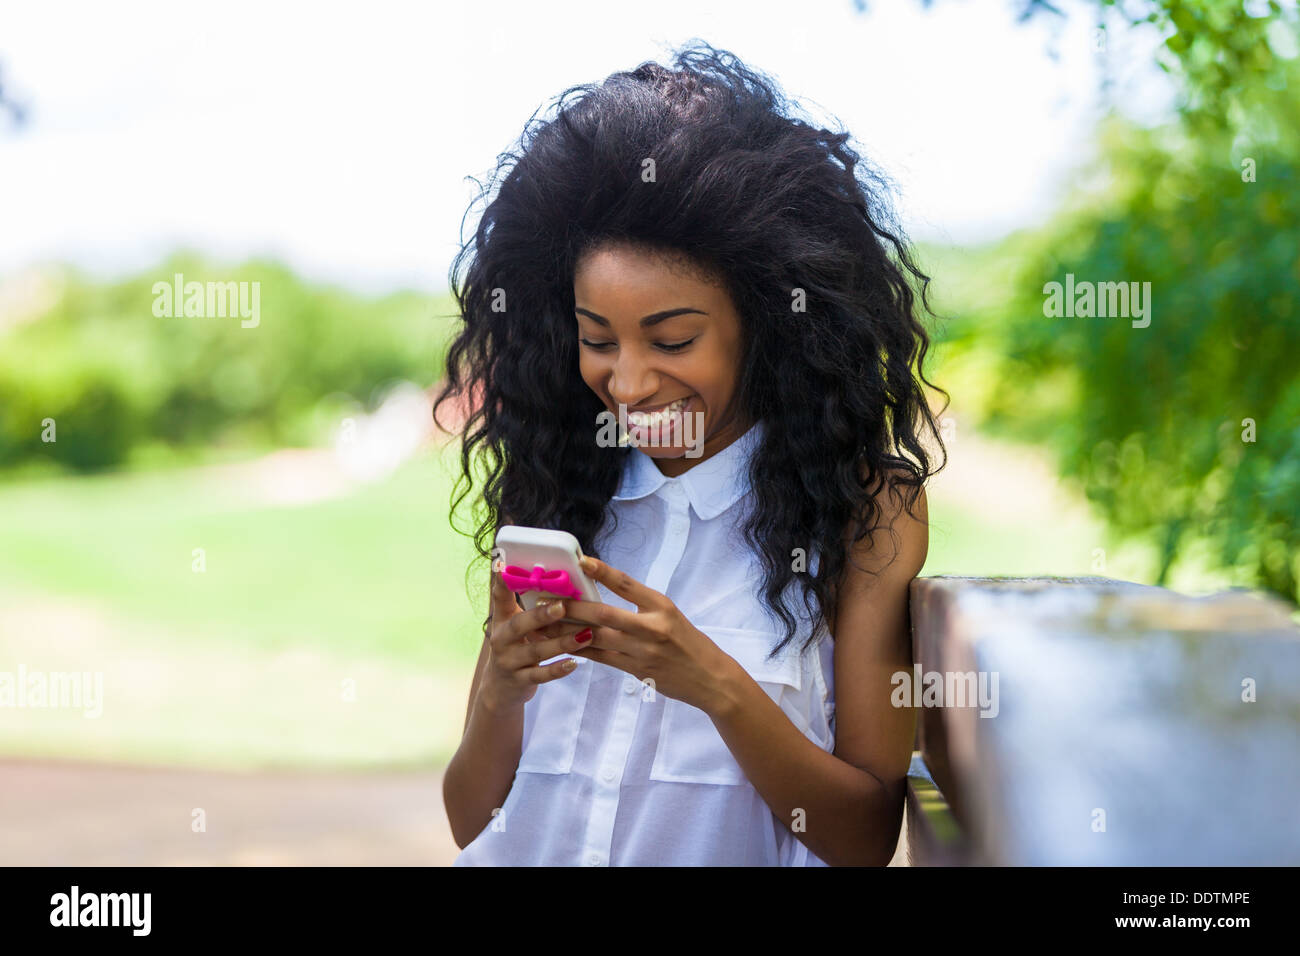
[652,413,754,478]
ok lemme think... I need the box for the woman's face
[574,243,750,477]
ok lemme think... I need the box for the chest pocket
[516,655,594,775]
[650,626,804,786]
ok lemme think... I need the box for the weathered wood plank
[908,576,1300,865]
[903,751,970,866]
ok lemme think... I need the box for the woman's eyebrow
[575,306,707,328]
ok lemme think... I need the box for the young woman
[436,42,945,866]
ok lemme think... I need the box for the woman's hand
[477,571,593,714]
[562,555,735,715]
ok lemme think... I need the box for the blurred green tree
[0,255,453,472]
[971,31,1300,601]
[886,1,1300,601]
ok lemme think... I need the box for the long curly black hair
[434,41,947,660]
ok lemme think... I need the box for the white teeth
[628,398,688,428]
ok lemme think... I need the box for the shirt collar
[611,420,765,520]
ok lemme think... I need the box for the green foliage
[971,56,1300,603]
[0,254,455,472]
[900,1,1294,133]
[1093,0,1292,133]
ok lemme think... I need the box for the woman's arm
[707,484,928,866]
[442,561,593,849]
[442,629,526,849]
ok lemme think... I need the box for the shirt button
[623,679,637,694]
[602,767,616,782]
[587,853,602,866]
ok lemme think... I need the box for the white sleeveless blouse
[453,420,836,866]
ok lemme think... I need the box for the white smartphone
[493,525,603,626]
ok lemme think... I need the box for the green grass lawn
[0,447,486,670]
[0,445,489,770]
[0,436,1226,771]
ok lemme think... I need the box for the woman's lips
[626,396,690,428]
[625,395,694,444]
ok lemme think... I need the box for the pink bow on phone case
[501,564,585,600]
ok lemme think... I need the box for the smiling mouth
[625,396,691,430]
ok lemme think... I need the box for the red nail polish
[576,628,593,643]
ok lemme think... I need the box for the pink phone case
[493,525,602,626]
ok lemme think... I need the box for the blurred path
[0,758,461,866]
[1,757,908,866]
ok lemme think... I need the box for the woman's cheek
[577,355,600,394]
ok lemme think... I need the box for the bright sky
[0,0,1174,293]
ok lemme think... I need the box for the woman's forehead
[579,239,720,278]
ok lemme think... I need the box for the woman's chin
[638,444,689,458]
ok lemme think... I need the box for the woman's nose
[608,355,659,407]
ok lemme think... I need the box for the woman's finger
[580,555,667,612]
[500,623,590,674]
[567,641,637,674]
[494,599,567,650]
[489,570,523,627]
[532,617,589,641]
[555,601,645,650]
[517,657,583,685]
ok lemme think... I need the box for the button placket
[645,482,691,591]
[578,485,692,866]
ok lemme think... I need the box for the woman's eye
[656,338,697,353]
[579,338,696,353]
